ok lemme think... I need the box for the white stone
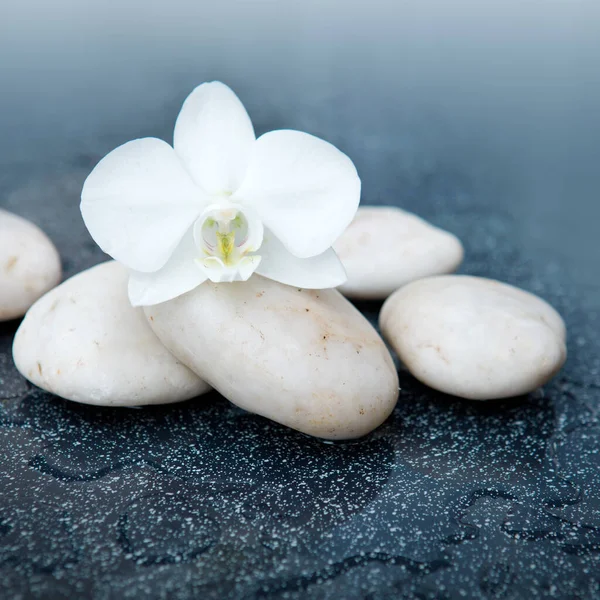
[334,206,464,300]
[0,209,62,321]
[144,275,399,440]
[13,261,210,406]
[380,275,567,400]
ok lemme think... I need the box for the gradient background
[1,0,599,305]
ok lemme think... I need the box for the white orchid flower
[81,82,361,307]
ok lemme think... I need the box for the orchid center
[193,202,263,283]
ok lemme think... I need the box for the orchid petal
[81,138,204,273]
[234,130,361,258]
[128,231,206,307]
[256,229,347,289]
[174,81,255,195]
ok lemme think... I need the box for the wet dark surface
[1,2,600,597]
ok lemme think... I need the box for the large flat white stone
[380,275,567,400]
[145,275,399,439]
[13,261,210,406]
[335,206,464,300]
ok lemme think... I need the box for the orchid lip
[192,201,263,283]
[195,255,262,283]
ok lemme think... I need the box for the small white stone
[380,275,567,400]
[334,206,464,300]
[144,276,399,440]
[0,209,62,321]
[13,261,210,406]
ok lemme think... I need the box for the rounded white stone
[13,261,210,406]
[0,209,62,321]
[144,276,399,440]
[380,275,567,400]
[334,206,464,300]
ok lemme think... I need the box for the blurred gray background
[1,0,599,306]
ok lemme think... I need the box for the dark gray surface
[1,1,600,598]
